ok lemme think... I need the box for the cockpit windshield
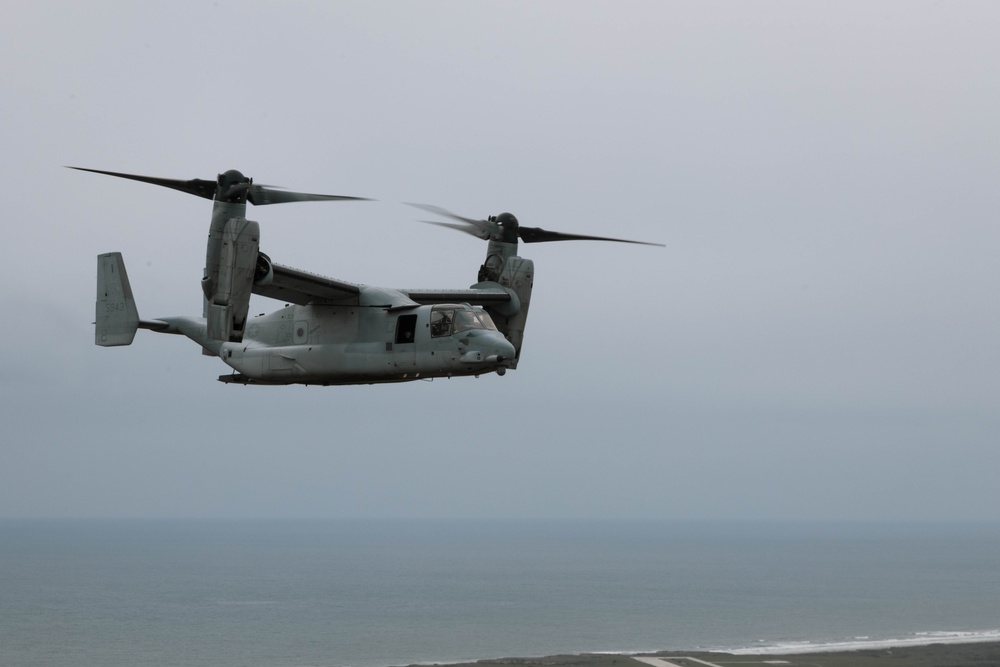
[430,305,499,337]
[473,308,499,331]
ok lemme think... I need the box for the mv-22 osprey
[79,168,662,386]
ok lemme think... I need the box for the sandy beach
[407,641,1000,667]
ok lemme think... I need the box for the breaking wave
[723,629,1000,655]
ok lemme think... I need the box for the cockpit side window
[430,308,455,337]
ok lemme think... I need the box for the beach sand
[403,641,1000,667]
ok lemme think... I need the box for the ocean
[1,520,999,667]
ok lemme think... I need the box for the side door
[391,313,417,367]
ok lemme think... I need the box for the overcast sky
[2,1,998,521]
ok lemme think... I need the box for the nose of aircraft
[460,331,517,368]
[493,333,516,364]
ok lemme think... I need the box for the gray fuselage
[217,302,516,385]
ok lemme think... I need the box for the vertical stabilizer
[96,252,140,346]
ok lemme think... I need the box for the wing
[404,287,512,306]
[253,262,362,305]
[253,261,513,309]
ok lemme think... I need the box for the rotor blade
[409,203,498,240]
[419,220,494,240]
[68,167,218,200]
[412,202,664,247]
[248,184,369,206]
[408,203,486,227]
[518,226,665,246]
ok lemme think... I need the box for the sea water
[1,520,999,667]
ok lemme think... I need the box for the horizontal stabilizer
[96,252,139,346]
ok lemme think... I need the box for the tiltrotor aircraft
[79,167,662,386]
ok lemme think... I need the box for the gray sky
[2,1,998,521]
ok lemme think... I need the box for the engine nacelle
[253,251,274,287]
[479,244,533,368]
[204,217,260,343]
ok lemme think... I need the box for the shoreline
[402,640,1000,667]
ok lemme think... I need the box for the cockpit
[429,304,499,338]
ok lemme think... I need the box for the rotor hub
[216,169,251,203]
[492,212,520,243]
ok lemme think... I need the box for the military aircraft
[78,167,663,386]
